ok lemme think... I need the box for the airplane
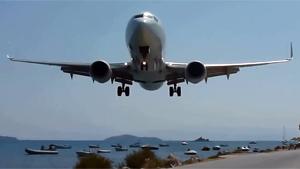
[7,11,293,97]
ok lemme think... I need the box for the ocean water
[0,140,281,168]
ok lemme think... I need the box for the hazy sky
[0,1,299,140]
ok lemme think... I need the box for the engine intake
[185,61,207,84]
[90,61,112,83]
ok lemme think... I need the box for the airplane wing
[166,43,293,82]
[6,55,131,80]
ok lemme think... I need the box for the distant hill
[104,134,163,144]
[0,136,18,142]
[194,136,210,142]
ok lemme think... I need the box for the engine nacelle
[90,61,112,83]
[185,61,207,84]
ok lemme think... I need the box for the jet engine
[90,61,112,83]
[185,61,207,84]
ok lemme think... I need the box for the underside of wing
[6,55,131,80]
[166,43,293,81]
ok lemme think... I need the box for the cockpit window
[134,14,144,18]
[133,13,159,22]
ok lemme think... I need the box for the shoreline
[177,148,299,168]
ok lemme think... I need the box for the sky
[0,1,299,141]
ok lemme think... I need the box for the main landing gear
[117,83,130,96]
[169,84,181,97]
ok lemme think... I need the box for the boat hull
[25,148,58,155]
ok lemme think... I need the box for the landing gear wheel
[117,86,122,96]
[177,87,181,96]
[125,86,130,96]
[169,87,174,97]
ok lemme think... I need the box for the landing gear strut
[169,83,181,97]
[117,83,130,96]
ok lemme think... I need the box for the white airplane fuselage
[125,12,166,90]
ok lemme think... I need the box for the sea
[0,140,282,168]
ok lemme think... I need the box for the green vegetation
[124,149,169,168]
[74,155,112,169]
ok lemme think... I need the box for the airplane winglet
[290,42,293,59]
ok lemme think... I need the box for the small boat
[25,148,58,155]
[201,146,210,151]
[220,144,228,147]
[212,146,221,150]
[89,145,100,149]
[76,150,96,157]
[50,144,71,149]
[184,149,197,155]
[159,143,169,147]
[249,141,257,144]
[181,141,188,145]
[111,144,122,148]
[241,146,250,151]
[141,144,159,150]
[98,149,111,153]
[115,147,128,151]
[129,142,141,148]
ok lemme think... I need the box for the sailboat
[281,125,288,145]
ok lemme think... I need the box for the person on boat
[41,145,45,150]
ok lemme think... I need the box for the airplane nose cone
[133,19,150,35]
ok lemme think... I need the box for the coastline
[177,149,300,168]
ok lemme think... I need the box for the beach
[177,149,300,168]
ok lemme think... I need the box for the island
[0,136,18,142]
[194,136,210,142]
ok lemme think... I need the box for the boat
[115,146,128,151]
[212,146,221,150]
[184,149,197,155]
[76,150,96,157]
[249,141,257,144]
[89,145,100,149]
[25,148,58,155]
[181,141,188,145]
[241,146,250,151]
[201,146,210,151]
[111,144,122,148]
[97,149,111,153]
[281,126,289,145]
[129,142,141,148]
[50,144,71,149]
[141,144,159,150]
[159,143,169,147]
[220,144,228,147]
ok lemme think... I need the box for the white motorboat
[25,148,58,155]
[97,149,111,153]
[141,144,159,150]
[184,149,197,155]
[212,145,221,150]
[241,146,250,151]
[181,141,188,145]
